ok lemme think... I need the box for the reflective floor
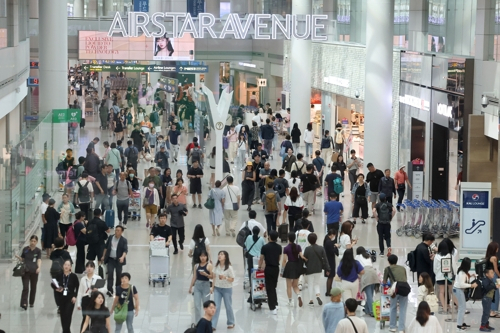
[0,113,483,332]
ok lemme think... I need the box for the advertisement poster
[251,269,266,300]
[461,190,490,249]
[79,31,194,61]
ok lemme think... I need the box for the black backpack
[406,250,417,281]
[192,237,207,264]
[321,137,331,149]
[294,162,304,176]
[466,278,483,302]
[378,203,392,224]
[50,257,65,278]
[475,258,488,279]
[236,221,251,247]
[77,181,91,202]
[126,147,138,162]
[86,220,100,244]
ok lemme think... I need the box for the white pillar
[204,61,220,102]
[73,0,84,17]
[290,0,312,149]
[364,0,393,171]
[475,0,495,61]
[39,0,68,116]
[408,0,427,52]
[323,0,337,41]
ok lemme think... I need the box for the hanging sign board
[460,182,491,253]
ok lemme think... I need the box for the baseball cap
[330,287,342,297]
[246,161,253,166]
[379,193,386,200]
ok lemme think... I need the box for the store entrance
[432,123,449,200]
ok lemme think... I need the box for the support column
[103,0,113,16]
[73,0,84,17]
[290,0,312,151]
[206,0,220,17]
[39,0,68,116]
[408,0,428,52]
[364,0,393,171]
[322,0,337,42]
[204,61,220,103]
[475,0,495,61]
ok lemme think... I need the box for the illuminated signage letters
[323,76,349,88]
[437,103,453,118]
[108,12,329,41]
[399,94,430,111]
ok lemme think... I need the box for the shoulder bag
[310,245,328,271]
[387,267,411,298]
[346,317,358,333]
[204,189,215,209]
[114,285,132,323]
[13,260,26,277]
[227,186,239,211]
[245,238,258,259]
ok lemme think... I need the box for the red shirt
[394,170,408,185]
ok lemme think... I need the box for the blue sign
[187,0,205,17]
[134,0,149,12]
[24,115,39,121]
[463,190,489,209]
[176,65,209,73]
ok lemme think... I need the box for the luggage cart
[149,239,170,287]
[375,283,397,329]
[250,268,267,311]
[128,190,141,220]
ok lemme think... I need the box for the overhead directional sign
[82,64,177,72]
[176,65,209,73]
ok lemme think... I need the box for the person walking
[336,249,364,302]
[366,163,384,213]
[187,160,204,208]
[323,192,343,234]
[351,174,371,224]
[226,125,238,163]
[124,140,139,172]
[302,233,330,307]
[244,226,266,282]
[378,169,396,204]
[346,149,361,191]
[197,301,217,333]
[241,161,256,211]
[73,212,88,274]
[407,301,443,333]
[101,225,128,297]
[211,251,236,330]
[106,143,122,179]
[167,123,181,162]
[300,164,320,214]
[51,259,79,333]
[334,298,369,333]
[189,250,213,325]
[282,148,297,174]
[236,133,248,171]
[172,177,188,205]
[261,118,274,155]
[222,176,240,237]
[395,165,412,211]
[80,291,111,333]
[110,272,140,333]
[339,221,357,260]
[262,181,281,233]
[142,179,160,228]
[188,225,212,267]
[290,123,301,154]
[208,181,225,236]
[373,193,396,256]
[85,209,110,268]
[258,230,282,315]
[50,237,73,311]
[154,145,170,173]
[114,172,133,226]
[94,165,110,212]
[383,254,409,332]
[283,187,304,230]
[303,123,314,159]
[166,195,188,254]
[16,235,41,310]
[77,261,107,330]
[281,232,304,307]
[324,229,339,295]
[322,287,345,333]
[320,130,334,166]
[43,198,60,257]
[57,193,76,239]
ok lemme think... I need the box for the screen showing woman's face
[157,38,167,49]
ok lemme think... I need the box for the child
[149,127,158,154]
[454,257,477,332]
[481,268,499,332]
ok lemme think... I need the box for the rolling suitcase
[278,223,289,243]
[105,209,115,229]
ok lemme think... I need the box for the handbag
[204,190,215,209]
[227,186,239,211]
[114,285,132,323]
[13,262,26,277]
[387,267,411,298]
[143,189,154,208]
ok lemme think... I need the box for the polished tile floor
[0,113,483,333]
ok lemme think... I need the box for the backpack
[333,177,343,194]
[335,130,343,144]
[67,166,78,181]
[190,148,202,164]
[126,147,138,162]
[192,237,207,264]
[467,278,484,302]
[77,181,91,203]
[273,178,287,197]
[424,292,439,312]
[86,220,100,244]
[475,258,488,279]
[321,137,331,149]
[406,250,417,281]
[265,191,278,212]
[65,221,81,246]
[294,162,304,176]
[236,221,252,247]
[378,203,392,224]
[50,257,65,278]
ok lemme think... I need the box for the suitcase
[105,209,115,229]
[80,118,86,128]
[278,223,289,243]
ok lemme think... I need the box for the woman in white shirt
[303,122,314,159]
[286,170,302,193]
[57,193,75,239]
[433,241,454,313]
[339,221,357,260]
[210,251,236,330]
[453,257,477,331]
[407,301,443,333]
[283,187,304,228]
[417,272,434,304]
[76,261,107,329]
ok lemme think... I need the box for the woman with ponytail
[281,232,304,307]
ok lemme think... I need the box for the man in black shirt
[94,165,109,211]
[196,300,216,333]
[366,163,385,214]
[86,209,110,263]
[415,233,435,284]
[187,160,204,208]
[259,230,282,314]
[166,194,188,254]
[252,143,268,162]
[300,164,320,214]
[150,213,172,247]
[84,147,101,179]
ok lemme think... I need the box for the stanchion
[444,273,455,323]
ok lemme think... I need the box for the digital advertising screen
[79,31,195,61]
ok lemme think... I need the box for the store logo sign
[108,12,329,41]
[399,94,430,111]
[324,76,349,88]
[437,103,452,118]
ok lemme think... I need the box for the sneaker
[106,291,113,297]
[457,326,466,332]
[480,326,492,332]
[462,323,471,328]
[298,284,302,291]
[362,219,366,224]
[298,296,303,307]
[192,204,197,208]
[389,329,397,333]
[271,309,277,315]
[288,300,294,307]
[308,301,314,307]
[380,251,384,257]
[317,297,323,306]
[198,204,202,209]
[173,250,178,255]
[180,243,184,250]
[487,326,495,331]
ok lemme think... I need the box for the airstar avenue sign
[108,12,329,41]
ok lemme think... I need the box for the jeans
[364,284,375,316]
[305,142,313,157]
[115,310,134,332]
[194,280,211,323]
[237,149,247,170]
[349,169,357,191]
[171,144,179,160]
[482,297,493,326]
[377,223,391,252]
[265,213,277,233]
[263,139,272,155]
[171,226,185,251]
[116,199,129,224]
[265,266,279,310]
[212,287,235,328]
[293,143,300,154]
[95,193,110,211]
[453,288,467,326]
[107,187,115,209]
[492,272,500,311]
[390,295,408,331]
[107,258,123,293]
